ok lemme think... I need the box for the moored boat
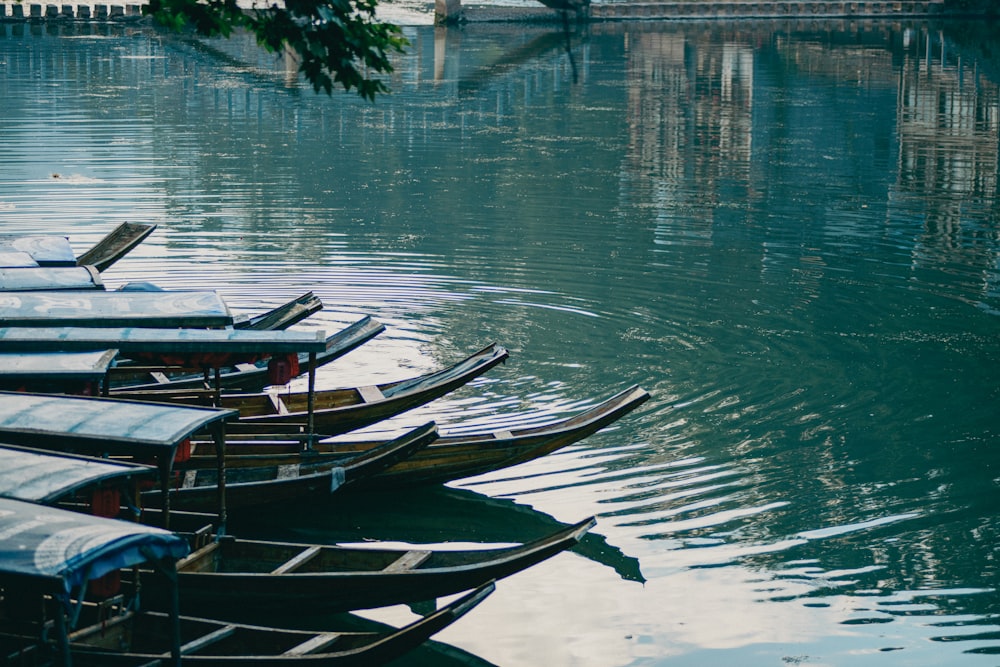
[141,422,439,513]
[114,343,509,436]
[141,517,594,617]
[0,496,494,666]
[187,385,651,490]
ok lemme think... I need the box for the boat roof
[0,496,188,594]
[0,251,41,268]
[0,350,118,385]
[0,326,331,356]
[0,266,104,291]
[0,445,157,504]
[0,392,237,456]
[0,290,233,328]
[0,234,76,267]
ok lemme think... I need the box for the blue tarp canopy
[0,392,237,457]
[0,497,189,595]
[0,234,76,266]
[0,326,329,358]
[0,445,156,504]
[0,290,233,328]
[0,266,104,291]
[0,350,117,388]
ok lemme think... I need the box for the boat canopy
[0,445,156,504]
[0,266,104,291]
[0,290,233,328]
[0,350,117,389]
[0,326,330,359]
[0,496,188,595]
[0,392,236,457]
[0,234,76,266]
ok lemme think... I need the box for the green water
[1,15,999,666]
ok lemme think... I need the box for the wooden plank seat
[172,625,236,656]
[270,546,322,575]
[174,540,221,571]
[381,550,432,573]
[283,632,342,656]
[357,385,385,404]
[269,394,290,415]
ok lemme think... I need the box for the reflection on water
[2,15,1000,666]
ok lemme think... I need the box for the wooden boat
[0,301,355,398]
[0,296,327,394]
[0,496,190,664]
[114,343,510,437]
[0,497,493,667]
[0,441,593,621]
[4,584,494,667]
[187,385,651,490]
[104,315,386,393]
[141,422,439,513]
[75,222,156,272]
[140,516,594,617]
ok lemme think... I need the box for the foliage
[145,0,408,99]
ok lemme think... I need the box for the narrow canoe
[185,385,651,489]
[114,343,510,436]
[140,517,594,617]
[3,581,493,667]
[141,422,439,513]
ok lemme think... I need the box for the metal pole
[213,421,227,537]
[159,461,171,530]
[307,352,317,447]
[54,598,71,667]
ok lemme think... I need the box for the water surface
[1,15,999,666]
